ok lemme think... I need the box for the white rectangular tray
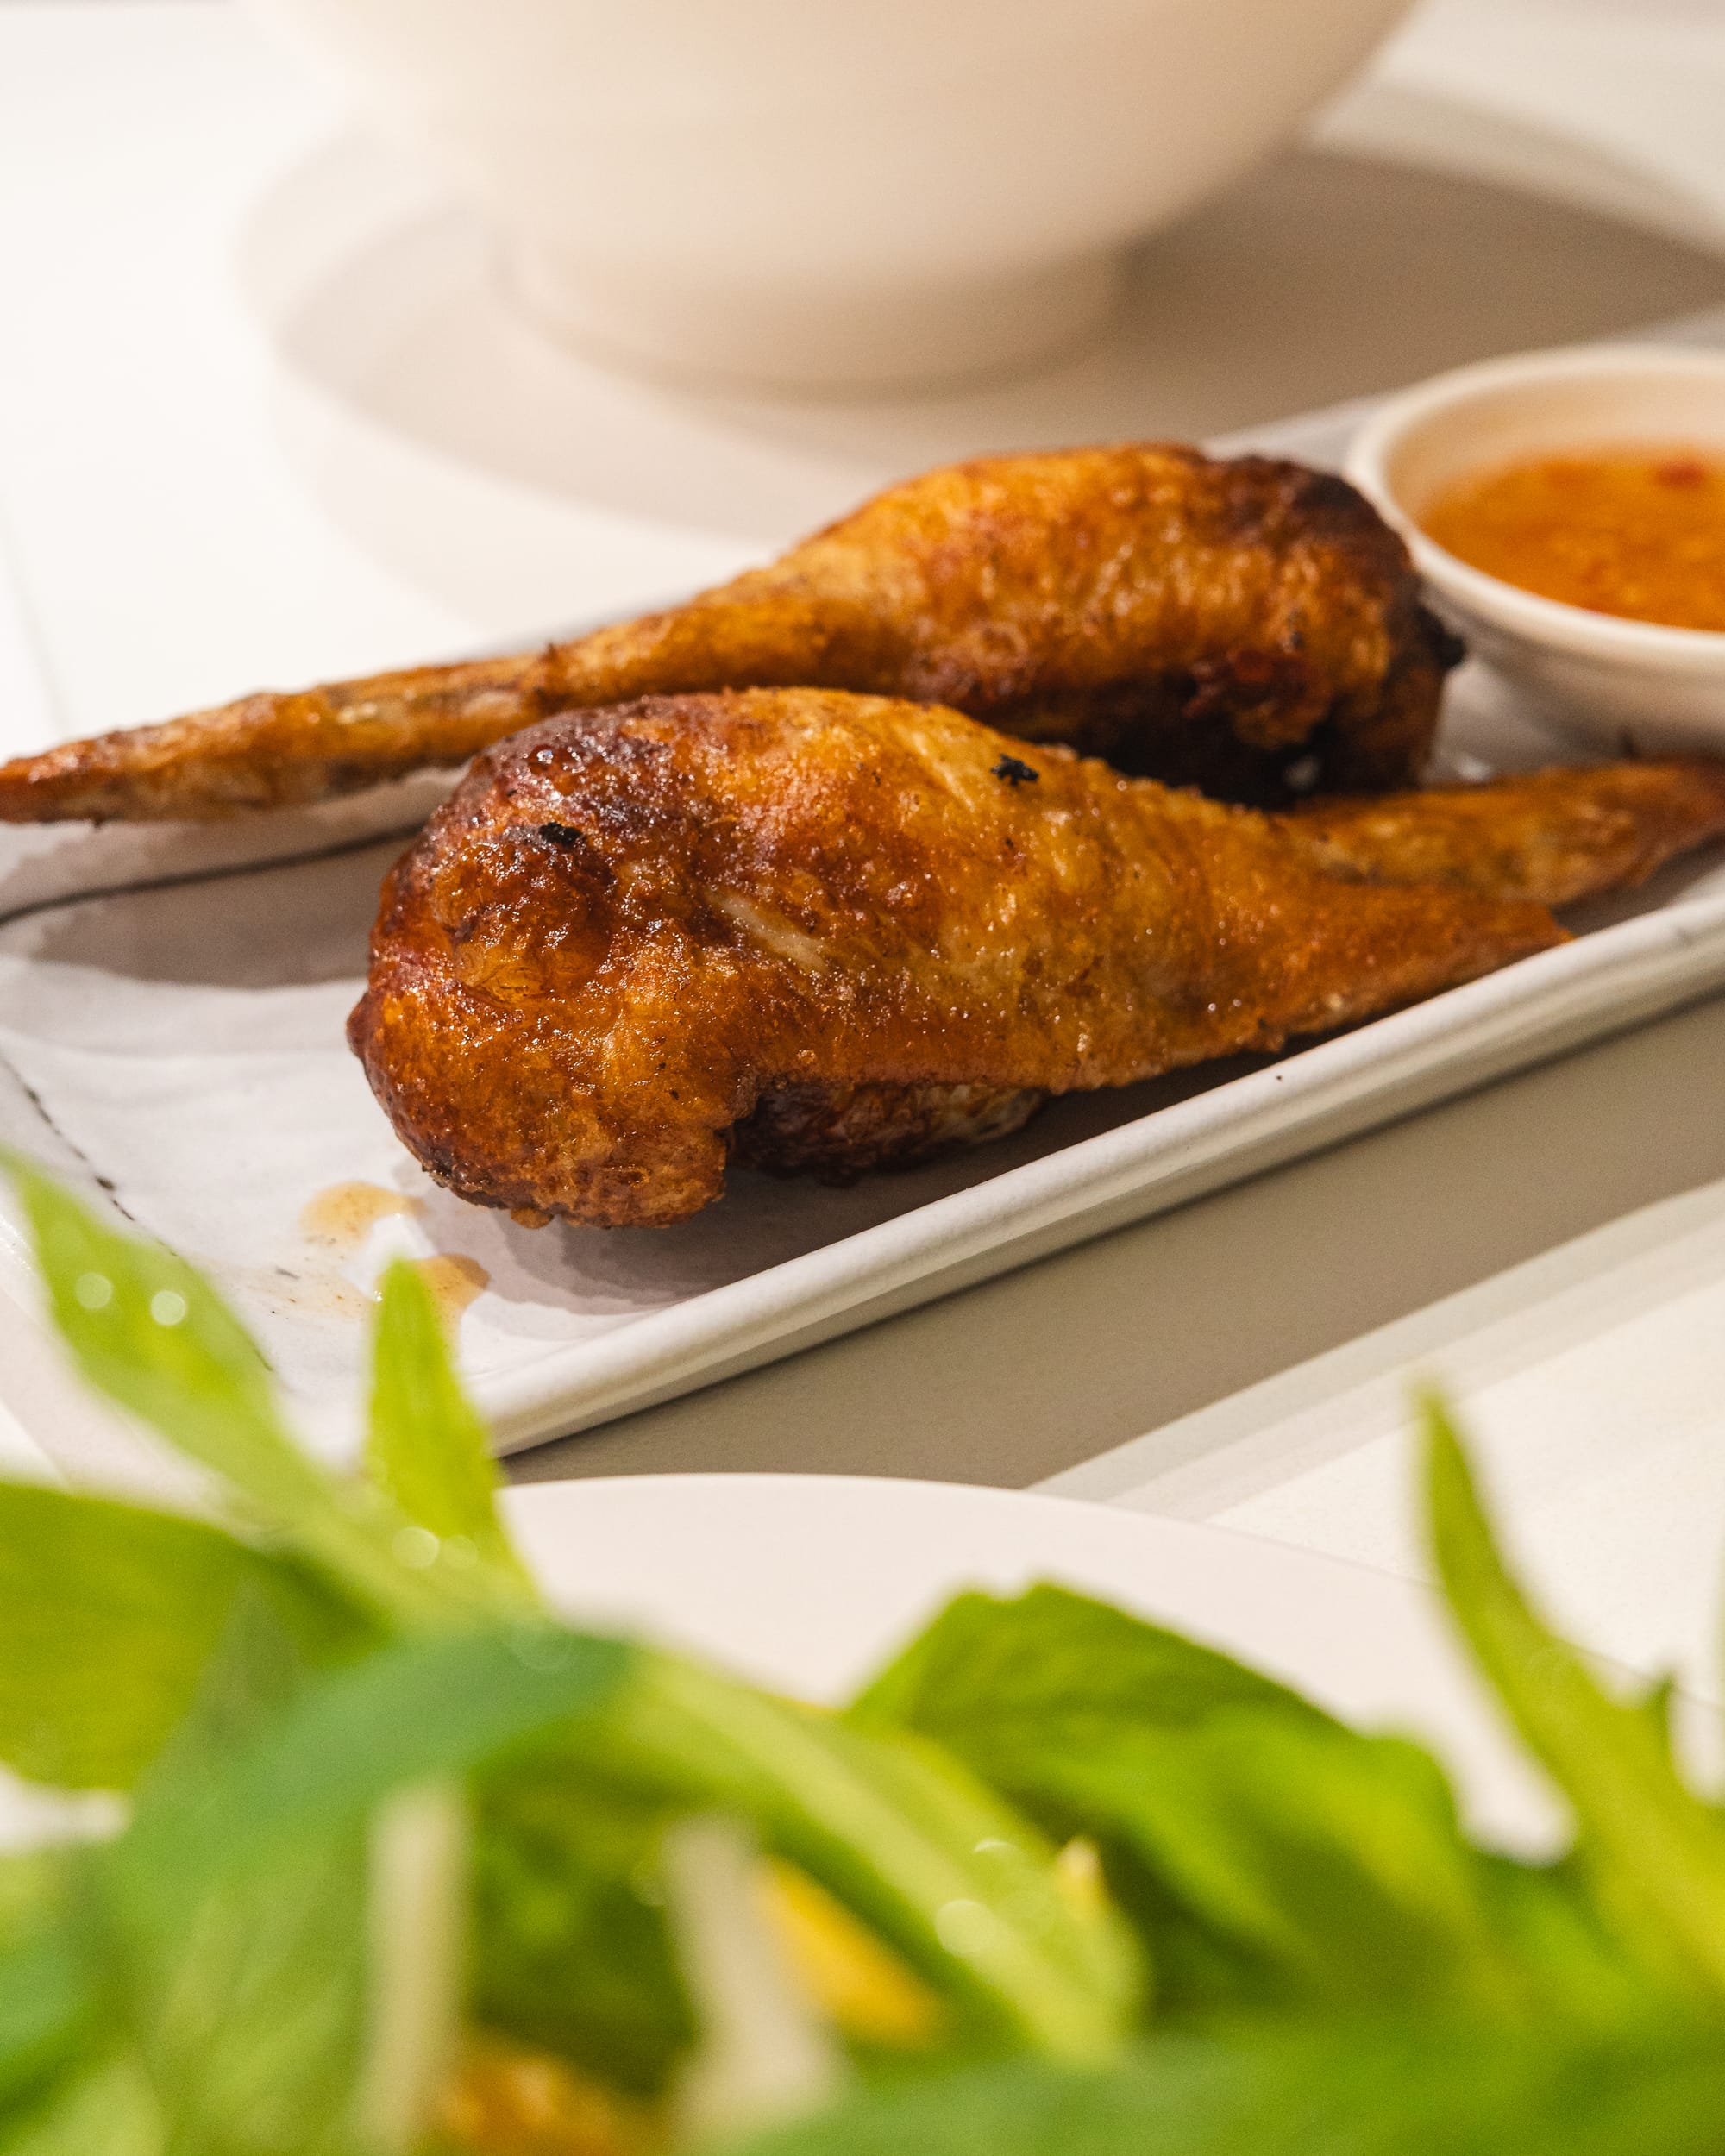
[6,332,1725,1461]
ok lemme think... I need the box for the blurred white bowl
[1346,346,1725,758]
[244,0,1414,391]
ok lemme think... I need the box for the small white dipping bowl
[1346,345,1725,758]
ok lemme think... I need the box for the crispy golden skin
[348,690,1581,1231]
[1283,760,1725,906]
[0,447,1455,824]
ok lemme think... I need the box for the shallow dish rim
[1345,342,1725,667]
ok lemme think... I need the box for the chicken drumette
[0,447,1457,824]
[348,690,1725,1231]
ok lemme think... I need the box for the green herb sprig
[0,1162,1723,2155]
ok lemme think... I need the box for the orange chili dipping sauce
[1421,446,1725,633]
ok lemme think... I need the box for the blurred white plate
[502,1472,1560,1852]
[0,1471,1586,1856]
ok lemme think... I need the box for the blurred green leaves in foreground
[0,1154,1723,2153]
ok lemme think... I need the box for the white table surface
[7,0,1725,1694]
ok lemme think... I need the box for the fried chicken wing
[1280,760,1725,906]
[348,689,1577,1231]
[0,448,1455,824]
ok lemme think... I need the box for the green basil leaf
[92,1613,625,2154]
[852,1587,1326,1755]
[728,2022,1725,2156]
[0,2053,164,2156]
[1424,1395,1725,2000]
[81,1584,372,2154]
[471,1771,694,2098]
[1476,1850,1676,2026]
[589,1651,1144,2065]
[110,1624,630,1932]
[1,1159,513,1634]
[1019,1714,1622,2022]
[365,1261,533,1605]
[851,1582,1662,2027]
[127,1826,371,2156]
[0,1482,369,1791]
[0,1924,95,2121]
[0,1857,64,1963]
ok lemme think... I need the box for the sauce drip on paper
[412,1253,489,1322]
[298,1182,487,1322]
[300,1181,423,1253]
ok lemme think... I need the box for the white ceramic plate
[500,1472,1559,1852]
[0,1473,1568,1853]
[7,317,1725,1462]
